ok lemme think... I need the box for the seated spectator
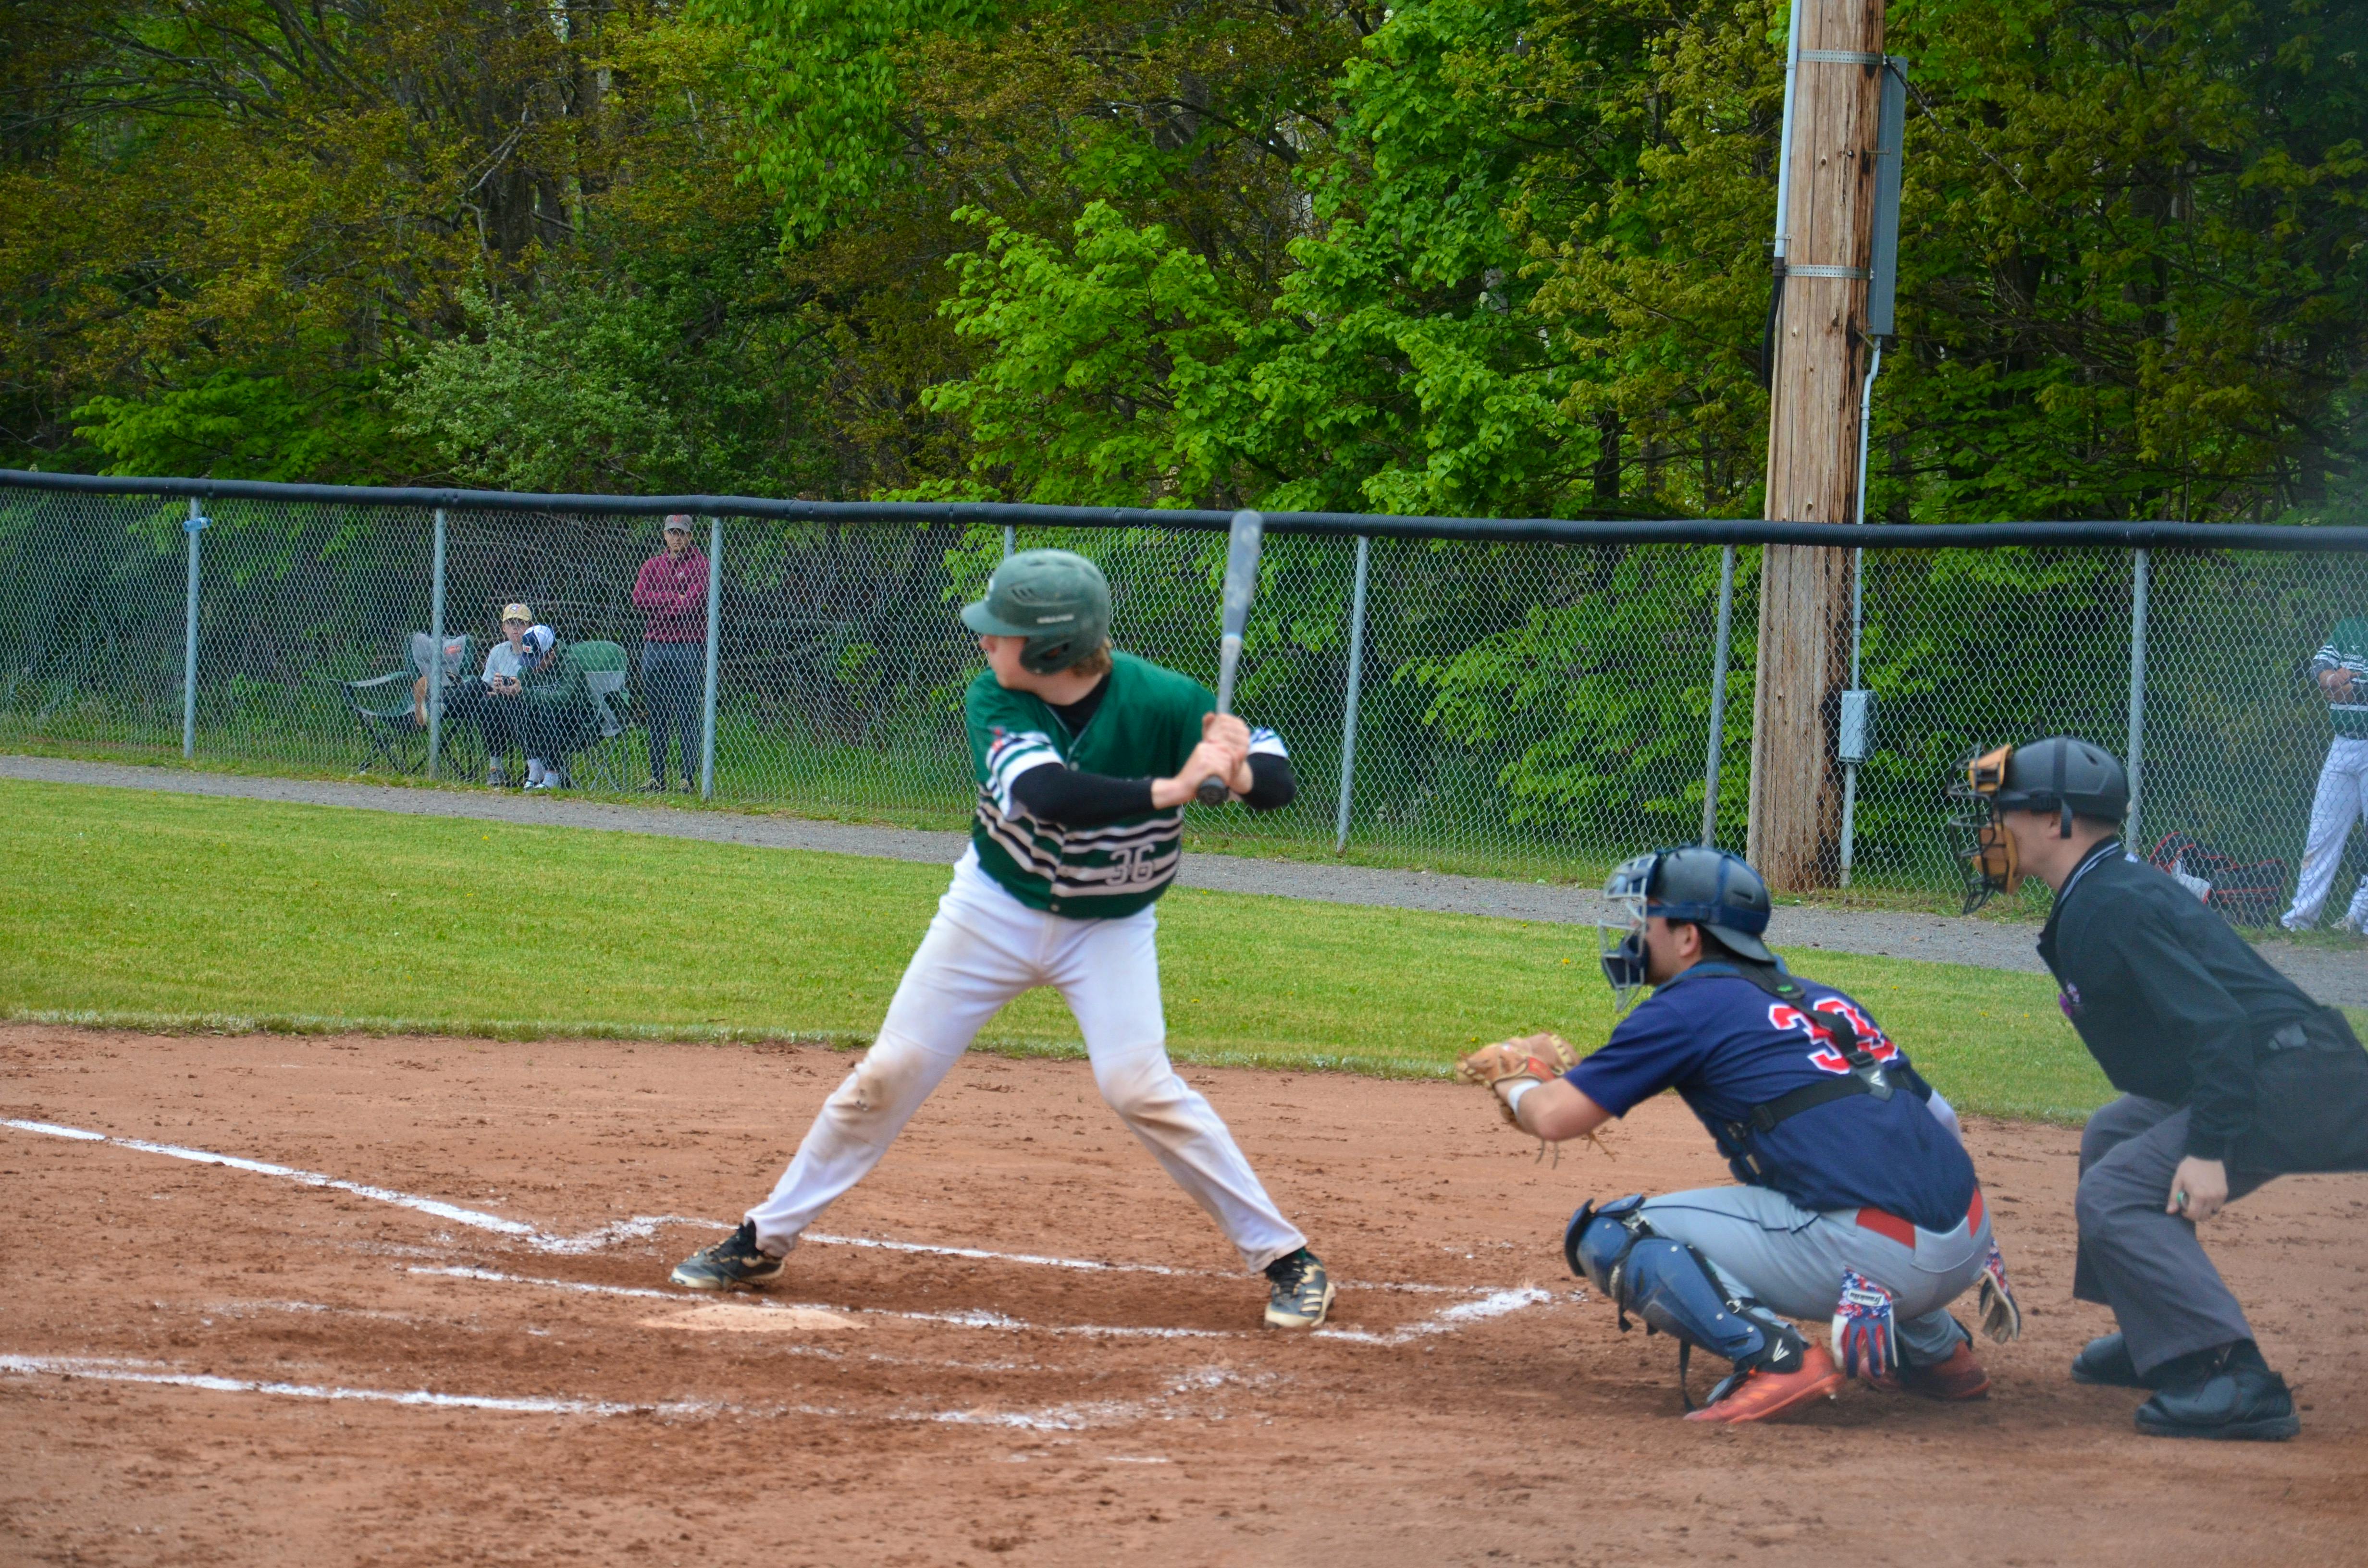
[435,604,537,786]
[513,625,584,790]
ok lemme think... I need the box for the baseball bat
[1196,509,1266,805]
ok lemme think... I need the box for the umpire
[1953,736,2368,1440]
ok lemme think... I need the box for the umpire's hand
[2168,1156,2230,1224]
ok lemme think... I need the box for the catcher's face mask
[1946,744,2021,913]
[1598,853,1658,1013]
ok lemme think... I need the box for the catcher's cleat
[669,1219,784,1292]
[1263,1248,1334,1329]
[1893,1341,1992,1401]
[1684,1344,1845,1424]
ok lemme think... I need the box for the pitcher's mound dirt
[4,1023,2364,1566]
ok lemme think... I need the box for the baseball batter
[1456,847,2022,1422]
[670,549,1333,1328]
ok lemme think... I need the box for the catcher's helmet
[960,549,1112,674]
[1599,845,1776,1009]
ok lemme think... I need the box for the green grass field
[3,777,2150,1122]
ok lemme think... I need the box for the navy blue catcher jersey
[1567,966,1977,1231]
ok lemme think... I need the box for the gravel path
[11,753,2362,1005]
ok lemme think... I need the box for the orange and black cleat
[1685,1344,1847,1424]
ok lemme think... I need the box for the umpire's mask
[1597,847,1775,1013]
[1946,737,2128,913]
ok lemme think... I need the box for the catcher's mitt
[1455,1032,1579,1127]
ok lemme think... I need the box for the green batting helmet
[960,549,1112,674]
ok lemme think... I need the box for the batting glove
[1831,1269,1899,1381]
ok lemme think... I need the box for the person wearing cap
[1457,845,2006,1424]
[509,624,569,788]
[1953,735,2368,1441]
[459,602,537,786]
[631,515,708,792]
[669,548,1337,1331]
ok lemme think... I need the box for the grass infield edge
[0,1007,1450,1082]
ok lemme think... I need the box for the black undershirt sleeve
[1007,752,1295,826]
[1008,765,1155,828]
[1241,752,1296,811]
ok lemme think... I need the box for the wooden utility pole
[1748,0,1887,890]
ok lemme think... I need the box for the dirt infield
[4,1023,2365,1566]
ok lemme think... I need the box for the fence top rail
[5,468,2365,552]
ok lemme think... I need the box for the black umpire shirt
[2036,839,2340,1164]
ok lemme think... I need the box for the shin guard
[1566,1196,1807,1379]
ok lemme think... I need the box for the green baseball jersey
[968,650,1274,918]
[2313,618,2368,738]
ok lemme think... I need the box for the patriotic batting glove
[1975,1240,2023,1344]
[1831,1270,1899,1380]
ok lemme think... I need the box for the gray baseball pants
[1640,1184,1990,1365]
[2073,1095,2265,1376]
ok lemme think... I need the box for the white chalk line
[0,1353,1212,1433]
[6,1116,1496,1298]
[0,1354,711,1419]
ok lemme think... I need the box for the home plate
[642,1304,864,1334]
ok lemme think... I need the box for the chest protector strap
[1683,961,1930,1165]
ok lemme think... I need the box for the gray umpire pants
[2074,1095,2267,1377]
[1641,1186,1990,1366]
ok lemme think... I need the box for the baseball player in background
[671,549,1334,1329]
[1456,847,2019,1423]
[2280,615,2368,934]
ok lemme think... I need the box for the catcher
[1457,845,2020,1422]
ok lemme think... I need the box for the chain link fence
[5,476,2366,918]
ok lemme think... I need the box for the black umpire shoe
[669,1219,786,1292]
[2134,1343,2299,1442]
[2071,1332,2148,1389]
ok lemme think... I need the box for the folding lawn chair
[567,640,634,790]
[340,633,472,774]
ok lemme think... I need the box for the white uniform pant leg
[1640,1186,1990,1366]
[1047,905,1307,1273]
[744,858,1035,1254]
[2283,738,2368,928]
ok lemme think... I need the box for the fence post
[1002,524,1015,561]
[427,507,446,779]
[1333,535,1371,854]
[700,515,722,801]
[1701,544,1737,846]
[2126,547,2149,853]
[181,499,207,760]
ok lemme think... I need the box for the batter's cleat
[669,1219,784,1292]
[1685,1345,1846,1424]
[1263,1248,1334,1329]
[1894,1342,1992,1401]
[2134,1344,2299,1442]
[2071,1332,2148,1389]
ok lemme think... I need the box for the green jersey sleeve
[965,672,1065,812]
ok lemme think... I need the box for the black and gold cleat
[1262,1248,1334,1329]
[669,1219,785,1292]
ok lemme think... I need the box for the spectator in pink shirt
[632,514,709,791]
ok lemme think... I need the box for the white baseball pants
[2281,736,2368,929]
[744,850,1307,1272]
